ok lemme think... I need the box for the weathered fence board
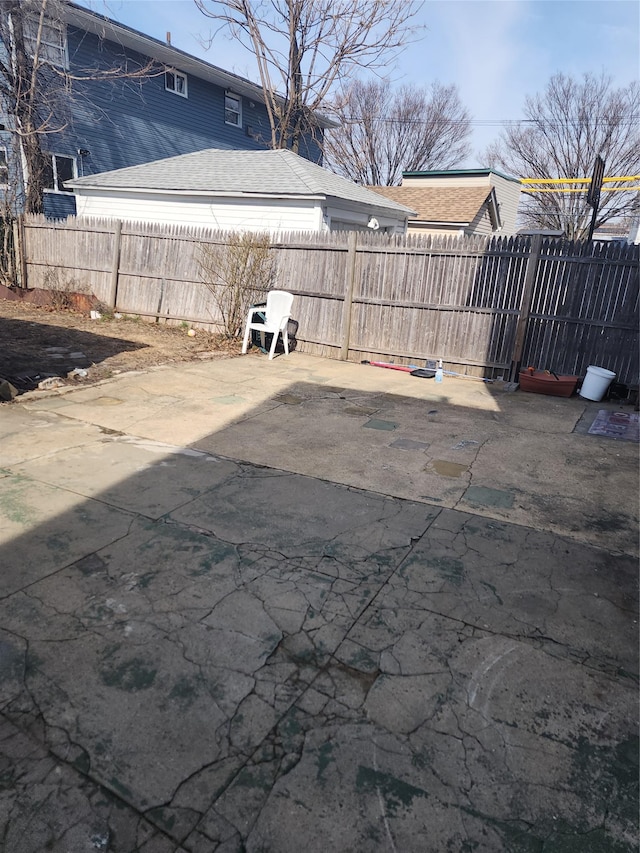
[20,215,640,386]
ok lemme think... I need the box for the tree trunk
[7,0,47,214]
[20,127,45,215]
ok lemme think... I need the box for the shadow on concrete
[0,369,638,851]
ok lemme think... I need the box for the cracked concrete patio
[0,352,638,852]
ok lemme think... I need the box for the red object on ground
[519,370,579,397]
[367,361,416,373]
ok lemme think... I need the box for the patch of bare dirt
[0,299,240,396]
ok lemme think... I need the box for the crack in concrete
[1,434,636,850]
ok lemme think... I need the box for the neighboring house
[67,148,415,234]
[0,1,331,219]
[591,222,637,243]
[518,222,640,244]
[368,169,522,237]
[627,219,640,244]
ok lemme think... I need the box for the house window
[0,148,8,186]
[165,69,188,97]
[225,92,241,127]
[24,16,68,68]
[43,154,76,193]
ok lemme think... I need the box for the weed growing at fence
[42,268,88,311]
[198,232,275,338]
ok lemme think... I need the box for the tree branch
[195,0,424,152]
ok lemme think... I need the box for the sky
[82,0,639,167]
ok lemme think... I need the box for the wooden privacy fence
[20,215,640,386]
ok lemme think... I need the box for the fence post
[340,230,358,360]
[509,234,542,382]
[107,220,122,309]
[155,277,166,323]
[13,215,27,288]
[9,219,19,287]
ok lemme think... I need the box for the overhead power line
[336,115,640,128]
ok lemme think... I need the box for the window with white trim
[24,16,68,68]
[43,154,76,193]
[225,92,241,127]
[165,68,188,97]
[0,148,8,186]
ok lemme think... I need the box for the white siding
[468,206,493,236]
[75,190,323,233]
[324,201,407,233]
[402,175,491,188]
[407,224,464,237]
[489,174,521,235]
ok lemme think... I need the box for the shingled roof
[366,185,494,225]
[69,149,416,215]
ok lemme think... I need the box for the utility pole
[586,155,605,241]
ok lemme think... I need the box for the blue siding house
[0,1,328,218]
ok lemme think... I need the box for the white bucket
[579,365,616,401]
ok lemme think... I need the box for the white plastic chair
[241,290,294,360]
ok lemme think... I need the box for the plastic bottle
[435,359,443,383]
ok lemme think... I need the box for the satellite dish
[367,217,380,230]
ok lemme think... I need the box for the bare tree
[0,0,54,213]
[484,72,640,239]
[195,0,423,155]
[197,232,274,338]
[0,0,156,214]
[322,78,471,186]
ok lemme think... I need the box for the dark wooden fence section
[19,216,639,386]
[522,238,639,384]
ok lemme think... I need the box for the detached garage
[67,148,415,235]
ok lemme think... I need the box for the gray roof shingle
[69,149,416,215]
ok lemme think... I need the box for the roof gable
[367,185,493,225]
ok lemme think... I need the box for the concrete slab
[463,484,515,508]
[0,472,134,595]
[18,354,639,555]
[0,714,184,853]
[12,436,238,519]
[390,438,429,451]
[1,351,637,851]
[0,405,101,466]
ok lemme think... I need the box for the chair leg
[241,320,251,354]
[283,328,289,355]
[268,329,279,360]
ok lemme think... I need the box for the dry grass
[0,299,241,394]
